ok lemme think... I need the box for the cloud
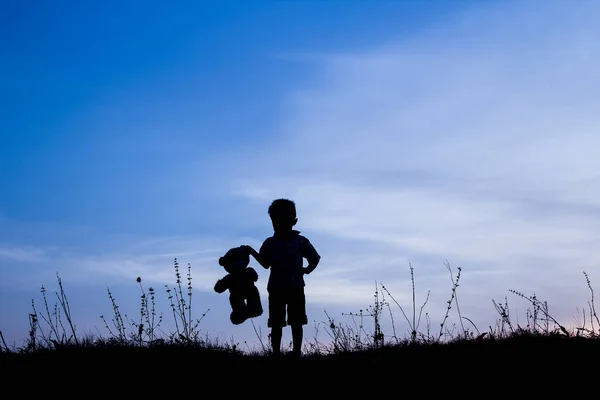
[0,245,48,263]
[3,0,599,346]
[0,233,242,292]
[62,236,245,290]
[224,0,600,330]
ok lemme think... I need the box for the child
[242,198,320,357]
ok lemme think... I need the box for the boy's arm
[302,238,321,275]
[241,244,270,269]
[303,258,320,275]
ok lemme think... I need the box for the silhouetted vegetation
[1,259,599,368]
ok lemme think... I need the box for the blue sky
[1,0,599,350]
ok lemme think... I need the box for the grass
[1,258,599,370]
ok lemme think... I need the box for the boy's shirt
[259,230,320,290]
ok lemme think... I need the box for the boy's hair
[268,198,296,220]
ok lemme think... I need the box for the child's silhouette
[242,198,321,357]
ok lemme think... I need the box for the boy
[242,198,320,357]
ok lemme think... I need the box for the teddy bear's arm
[214,275,230,293]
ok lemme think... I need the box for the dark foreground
[2,334,599,370]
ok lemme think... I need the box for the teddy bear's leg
[245,286,263,318]
[229,293,248,325]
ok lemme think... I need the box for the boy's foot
[289,349,302,359]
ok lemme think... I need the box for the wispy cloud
[2,1,599,346]
[0,245,48,263]
[0,234,238,291]
[225,0,600,329]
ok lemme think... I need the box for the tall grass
[1,258,598,363]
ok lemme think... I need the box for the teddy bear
[214,246,263,325]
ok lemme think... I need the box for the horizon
[2,0,600,349]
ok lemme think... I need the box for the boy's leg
[270,326,283,356]
[291,324,303,357]
[267,289,286,355]
[287,288,308,356]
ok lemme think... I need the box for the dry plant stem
[251,319,267,353]
[146,286,162,341]
[381,279,430,343]
[340,282,387,349]
[39,285,60,343]
[583,271,599,331]
[324,310,366,353]
[492,296,514,335]
[411,264,416,340]
[573,307,592,336]
[438,262,463,341]
[462,316,481,335]
[166,284,180,335]
[131,278,163,343]
[7,260,599,356]
[386,299,398,342]
[29,300,45,349]
[372,286,381,346]
[137,278,147,342]
[174,258,187,336]
[509,289,569,336]
[28,309,38,351]
[56,273,79,345]
[445,261,466,336]
[165,258,207,342]
[100,288,126,341]
[187,263,193,333]
[0,331,9,352]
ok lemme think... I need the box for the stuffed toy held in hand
[214,246,263,325]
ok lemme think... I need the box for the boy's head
[268,198,297,234]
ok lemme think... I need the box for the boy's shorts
[267,287,308,328]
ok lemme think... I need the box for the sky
[1,0,600,351]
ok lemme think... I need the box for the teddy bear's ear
[219,256,226,266]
